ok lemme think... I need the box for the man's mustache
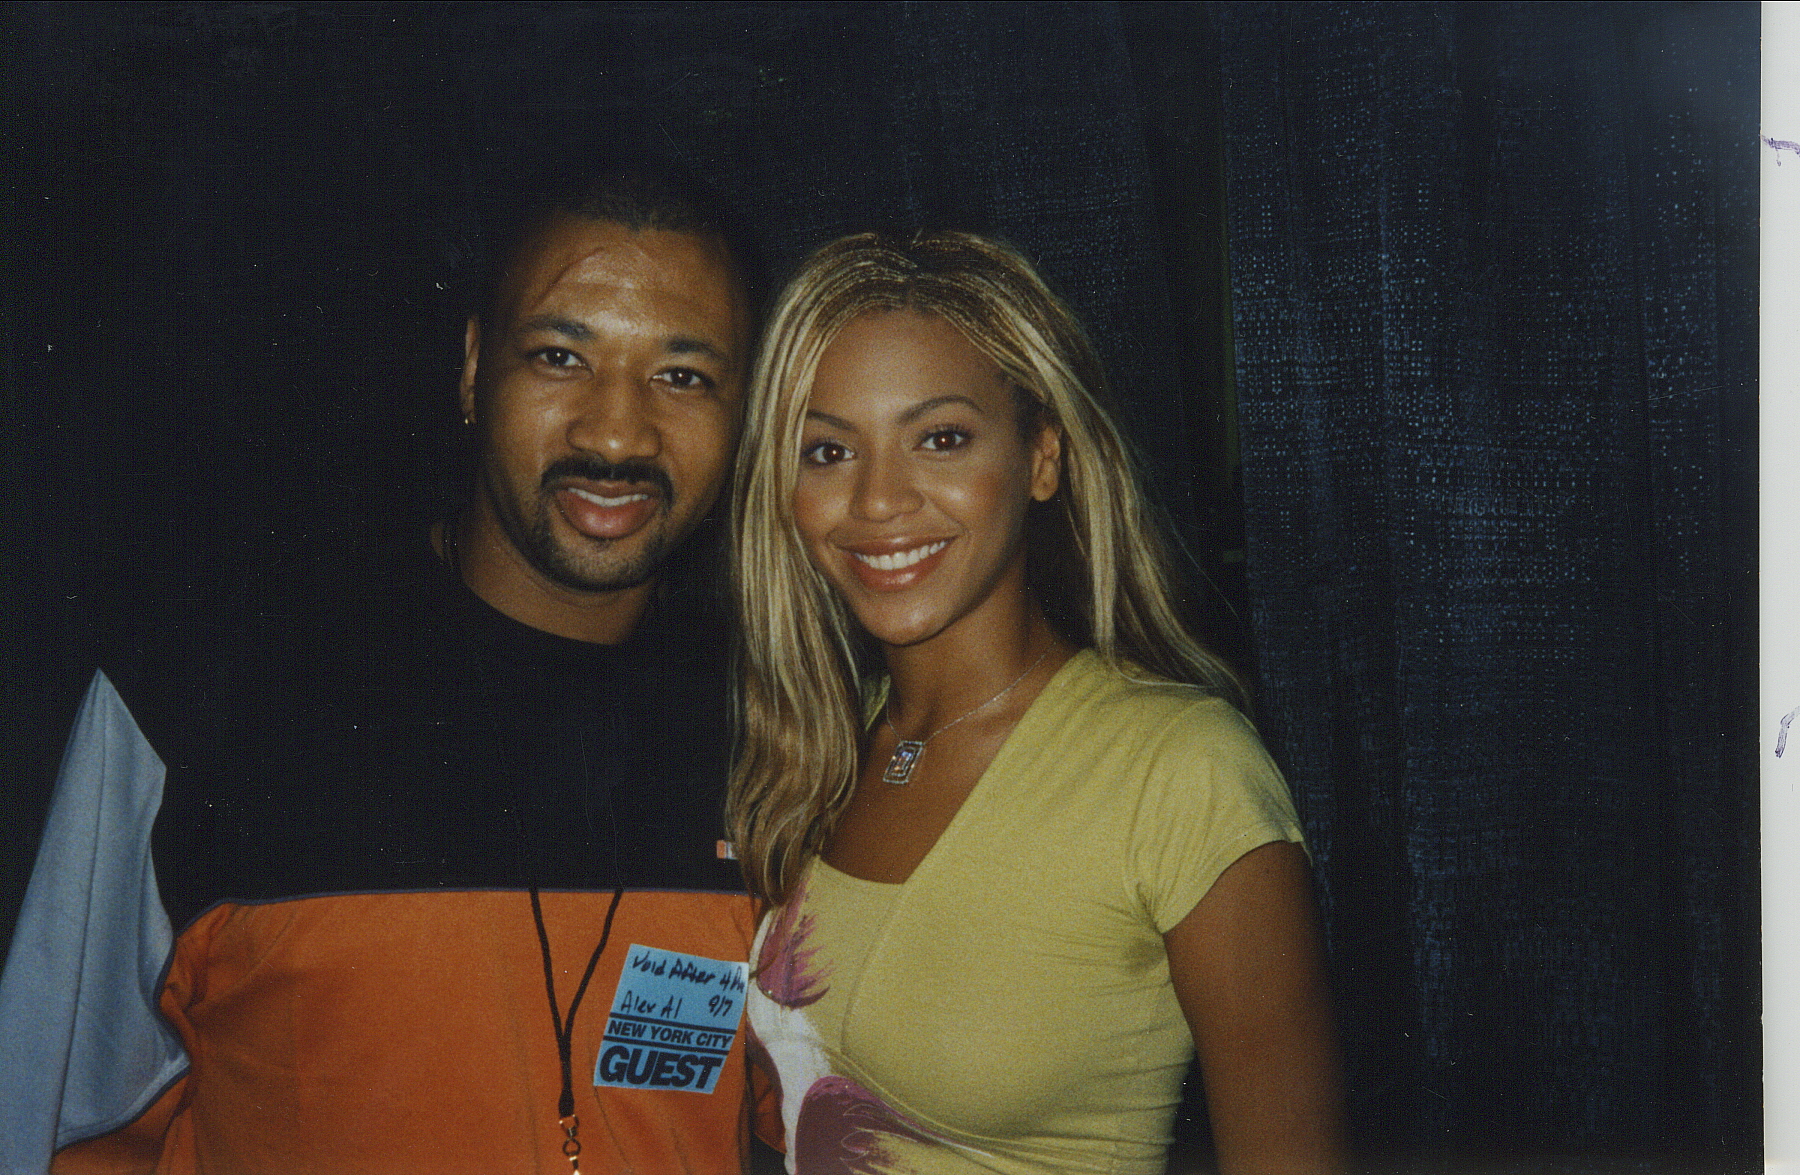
[541,457,674,502]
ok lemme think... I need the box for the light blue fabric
[0,671,186,1174]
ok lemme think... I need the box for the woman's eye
[920,428,971,452]
[802,440,852,466]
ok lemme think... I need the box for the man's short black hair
[472,156,766,330]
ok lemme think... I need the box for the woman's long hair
[728,231,1242,905]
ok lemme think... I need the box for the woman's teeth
[854,541,948,571]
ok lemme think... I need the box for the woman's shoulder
[1034,653,1302,923]
[1029,650,1288,807]
[1051,649,1262,748]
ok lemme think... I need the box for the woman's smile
[851,539,950,572]
[840,537,955,593]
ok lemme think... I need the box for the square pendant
[883,740,925,785]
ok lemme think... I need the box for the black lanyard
[531,881,624,1172]
[443,519,643,1169]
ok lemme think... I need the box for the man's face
[462,215,748,598]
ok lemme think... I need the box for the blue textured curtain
[1216,3,1758,1171]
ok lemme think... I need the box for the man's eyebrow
[518,315,595,341]
[897,394,983,424]
[515,320,732,364]
[666,336,731,363]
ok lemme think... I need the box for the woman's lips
[554,484,661,540]
[843,539,951,591]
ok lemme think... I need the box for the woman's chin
[855,621,941,651]
[846,604,948,651]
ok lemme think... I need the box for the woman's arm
[1165,840,1349,1175]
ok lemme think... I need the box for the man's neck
[434,516,653,645]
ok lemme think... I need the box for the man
[0,164,767,1173]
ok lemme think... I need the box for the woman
[729,231,1345,1175]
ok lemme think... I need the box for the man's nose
[850,451,922,522]
[567,377,661,462]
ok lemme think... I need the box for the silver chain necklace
[880,649,1051,785]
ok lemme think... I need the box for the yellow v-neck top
[746,650,1305,1174]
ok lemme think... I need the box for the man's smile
[566,486,655,509]
[552,477,666,541]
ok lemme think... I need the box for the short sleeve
[1125,698,1306,933]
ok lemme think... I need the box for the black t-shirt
[119,529,739,929]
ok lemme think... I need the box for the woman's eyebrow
[897,394,983,424]
[805,395,984,433]
[804,408,859,431]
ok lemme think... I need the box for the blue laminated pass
[594,944,748,1094]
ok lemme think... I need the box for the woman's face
[792,310,1060,651]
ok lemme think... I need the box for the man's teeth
[855,541,949,571]
[569,487,652,508]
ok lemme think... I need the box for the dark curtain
[1216,4,1759,1172]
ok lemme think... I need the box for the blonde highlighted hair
[728,231,1242,904]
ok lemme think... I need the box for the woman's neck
[880,605,1075,739]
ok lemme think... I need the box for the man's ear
[459,316,481,425]
[1029,421,1063,503]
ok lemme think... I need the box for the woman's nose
[850,451,923,522]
